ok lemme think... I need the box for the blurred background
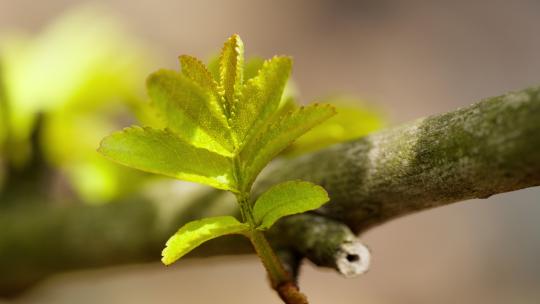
[1,0,540,303]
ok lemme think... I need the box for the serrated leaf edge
[179,55,228,122]
[146,69,235,152]
[97,125,237,192]
[218,34,244,120]
[235,56,292,147]
[242,103,336,185]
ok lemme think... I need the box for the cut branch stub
[269,213,371,277]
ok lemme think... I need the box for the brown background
[1,1,540,303]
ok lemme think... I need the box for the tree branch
[1,85,539,296]
[259,85,540,233]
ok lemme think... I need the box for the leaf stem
[238,196,308,303]
[249,230,308,304]
[233,153,308,303]
[249,229,288,286]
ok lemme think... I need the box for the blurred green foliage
[0,8,385,207]
[0,7,156,204]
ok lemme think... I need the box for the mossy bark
[259,86,540,233]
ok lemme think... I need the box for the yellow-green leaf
[206,55,220,81]
[285,101,385,156]
[147,69,234,154]
[244,57,264,80]
[208,55,261,82]
[253,181,330,230]
[234,56,292,146]
[179,55,220,100]
[98,126,236,191]
[219,34,244,115]
[162,216,249,265]
[269,96,299,125]
[241,104,336,186]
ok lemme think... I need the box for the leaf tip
[160,258,170,266]
[161,244,177,266]
[221,34,244,56]
[146,69,176,89]
[229,33,243,44]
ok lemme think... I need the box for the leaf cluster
[99,34,335,265]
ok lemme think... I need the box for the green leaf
[206,55,220,81]
[219,34,244,115]
[272,96,299,121]
[285,100,385,156]
[208,55,261,82]
[241,104,336,186]
[244,57,264,80]
[253,181,330,230]
[98,126,236,191]
[179,55,220,99]
[147,69,234,154]
[162,216,249,265]
[233,56,292,146]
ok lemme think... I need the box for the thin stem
[238,195,307,303]
[249,230,308,304]
[237,194,289,286]
[249,230,289,287]
[232,152,308,303]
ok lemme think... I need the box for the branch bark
[1,85,539,297]
[259,85,540,233]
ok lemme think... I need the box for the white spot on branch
[335,239,371,278]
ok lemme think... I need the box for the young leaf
[233,56,292,146]
[179,55,220,101]
[244,57,264,80]
[266,96,299,128]
[147,69,234,154]
[241,104,336,186]
[285,101,385,156]
[253,181,330,230]
[206,55,220,81]
[98,126,236,191]
[208,55,262,82]
[162,216,249,265]
[219,34,244,115]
